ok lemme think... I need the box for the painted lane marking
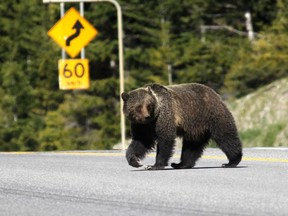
[203,155,288,163]
[1,152,288,163]
[241,157,288,163]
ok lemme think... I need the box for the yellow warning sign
[48,7,98,58]
[58,59,90,90]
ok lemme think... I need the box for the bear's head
[121,84,165,124]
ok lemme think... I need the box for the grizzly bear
[121,83,242,170]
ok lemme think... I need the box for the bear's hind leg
[213,130,243,168]
[222,152,242,168]
[171,138,208,169]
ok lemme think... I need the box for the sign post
[44,0,126,151]
[60,3,66,59]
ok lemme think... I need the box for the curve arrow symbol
[66,20,84,46]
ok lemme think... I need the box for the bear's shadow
[132,165,248,172]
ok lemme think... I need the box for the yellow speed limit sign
[58,59,90,90]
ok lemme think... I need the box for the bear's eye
[147,104,153,112]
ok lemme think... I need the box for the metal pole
[60,2,66,59]
[80,2,85,59]
[44,0,126,151]
[114,1,126,152]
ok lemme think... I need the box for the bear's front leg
[126,150,142,168]
[126,123,156,168]
[145,111,176,170]
[126,139,152,168]
[148,134,175,170]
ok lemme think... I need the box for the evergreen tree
[0,1,62,150]
[0,0,284,150]
[224,0,288,97]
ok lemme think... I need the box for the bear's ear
[150,83,166,92]
[121,92,129,101]
[145,84,153,93]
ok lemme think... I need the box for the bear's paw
[144,165,165,170]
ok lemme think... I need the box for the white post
[43,0,126,151]
[245,11,254,42]
[80,2,85,59]
[60,3,66,59]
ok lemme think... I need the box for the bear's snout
[131,109,153,124]
[144,115,152,120]
[136,105,153,123]
[135,115,151,124]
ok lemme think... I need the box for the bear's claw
[144,165,165,170]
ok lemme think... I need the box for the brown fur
[122,83,243,170]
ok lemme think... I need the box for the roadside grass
[229,77,288,147]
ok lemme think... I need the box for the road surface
[0,148,287,216]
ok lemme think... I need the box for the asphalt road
[0,148,287,216]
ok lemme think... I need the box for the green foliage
[224,0,288,97]
[39,78,120,151]
[224,34,288,97]
[0,0,287,150]
[239,123,285,147]
[229,77,288,147]
[239,129,261,145]
[262,123,285,147]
